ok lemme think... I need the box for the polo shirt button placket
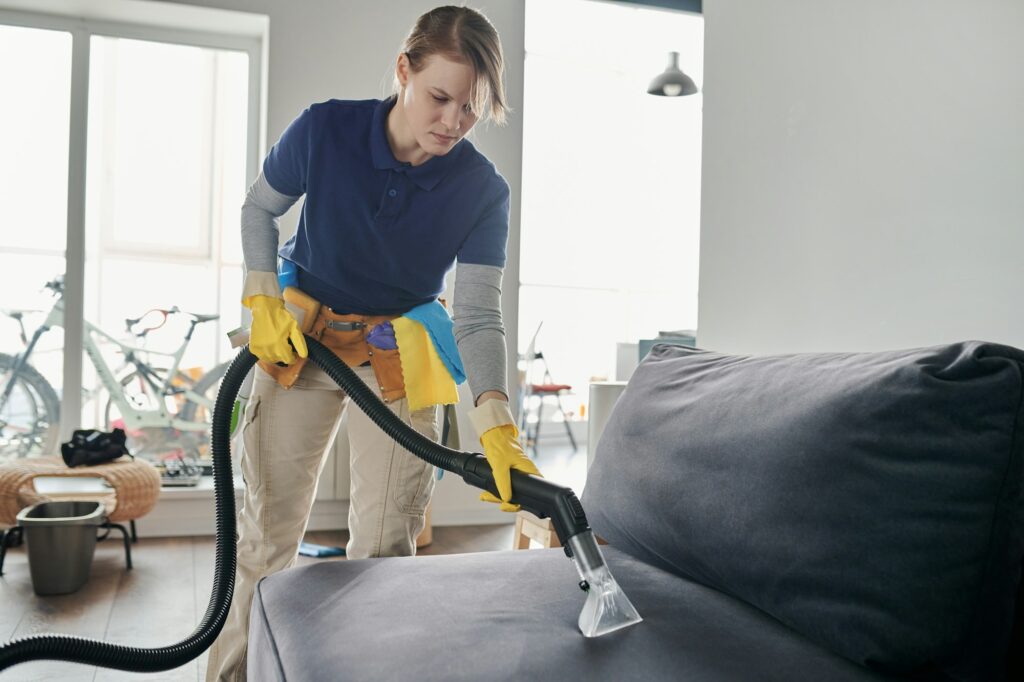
[375,173,403,229]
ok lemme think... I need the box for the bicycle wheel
[104,366,172,456]
[178,361,229,465]
[0,352,61,461]
[103,367,194,459]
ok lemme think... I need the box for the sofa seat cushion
[583,341,1024,679]
[247,547,886,682]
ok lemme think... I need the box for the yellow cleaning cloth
[392,316,460,411]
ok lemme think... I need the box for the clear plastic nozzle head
[577,563,644,637]
[568,531,643,638]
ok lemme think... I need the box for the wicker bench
[0,456,160,574]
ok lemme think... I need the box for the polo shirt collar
[371,96,462,191]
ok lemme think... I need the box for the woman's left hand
[468,399,543,512]
[478,424,542,512]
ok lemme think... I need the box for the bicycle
[0,276,230,468]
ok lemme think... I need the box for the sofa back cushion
[583,342,1024,679]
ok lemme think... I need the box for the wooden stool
[0,456,161,574]
[513,509,561,549]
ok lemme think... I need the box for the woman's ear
[396,52,410,87]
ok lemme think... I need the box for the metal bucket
[16,500,106,595]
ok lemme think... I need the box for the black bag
[61,428,133,467]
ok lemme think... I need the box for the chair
[517,323,577,457]
[512,509,560,549]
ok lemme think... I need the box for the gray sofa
[248,341,1024,681]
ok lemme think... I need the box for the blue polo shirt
[263,97,510,315]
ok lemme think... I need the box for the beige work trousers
[205,361,439,682]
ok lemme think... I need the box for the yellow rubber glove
[468,400,542,513]
[244,294,308,365]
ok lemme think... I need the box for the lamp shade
[647,51,698,97]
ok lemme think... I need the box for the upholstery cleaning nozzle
[568,531,643,637]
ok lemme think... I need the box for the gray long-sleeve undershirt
[240,173,509,401]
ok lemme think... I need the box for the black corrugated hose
[0,343,251,672]
[0,336,581,673]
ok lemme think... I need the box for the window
[520,0,703,411]
[0,8,260,466]
[83,36,249,428]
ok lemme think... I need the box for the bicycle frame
[1,292,215,433]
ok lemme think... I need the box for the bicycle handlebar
[123,306,221,339]
[37,274,216,339]
[44,276,64,295]
[124,309,171,338]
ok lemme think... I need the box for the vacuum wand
[307,337,642,637]
[459,456,586,545]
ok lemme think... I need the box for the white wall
[698,0,1024,355]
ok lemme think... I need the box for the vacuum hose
[0,340,249,672]
[1,336,629,673]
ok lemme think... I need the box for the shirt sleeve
[262,107,313,197]
[457,179,510,267]
[452,263,508,401]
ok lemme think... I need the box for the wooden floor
[0,524,516,681]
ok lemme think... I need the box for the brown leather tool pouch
[256,288,407,399]
[367,347,406,403]
[317,309,406,403]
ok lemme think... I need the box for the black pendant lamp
[647,51,698,97]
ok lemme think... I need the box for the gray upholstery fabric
[248,547,888,682]
[583,341,1024,680]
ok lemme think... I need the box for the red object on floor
[530,383,572,394]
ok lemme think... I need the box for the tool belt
[257,288,406,403]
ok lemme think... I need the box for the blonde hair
[396,5,509,126]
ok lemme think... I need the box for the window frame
[0,6,263,442]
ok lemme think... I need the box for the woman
[207,6,542,681]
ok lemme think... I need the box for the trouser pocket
[392,404,439,514]
[239,392,262,492]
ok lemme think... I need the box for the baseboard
[133,489,245,537]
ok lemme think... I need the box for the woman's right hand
[244,294,308,365]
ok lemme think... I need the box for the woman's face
[397,53,480,157]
